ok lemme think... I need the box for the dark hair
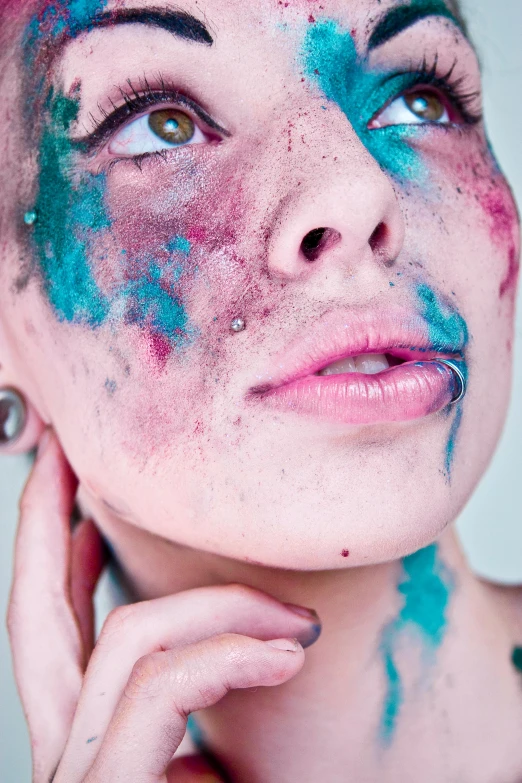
[447,0,468,34]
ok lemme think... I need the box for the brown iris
[148,109,195,144]
[405,90,446,122]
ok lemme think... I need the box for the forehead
[14,0,461,45]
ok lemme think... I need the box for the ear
[0,321,46,455]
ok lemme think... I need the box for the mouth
[249,310,466,426]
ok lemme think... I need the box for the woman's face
[0,0,519,568]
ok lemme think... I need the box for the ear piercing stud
[23,210,37,226]
[230,317,246,333]
[437,359,466,404]
[0,388,27,445]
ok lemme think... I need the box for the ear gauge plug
[0,388,27,445]
[23,210,37,226]
[230,317,246,333]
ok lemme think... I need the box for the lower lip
[253,361,458,425]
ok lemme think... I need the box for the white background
[1,1,521,778]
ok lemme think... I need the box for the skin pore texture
[1,0,522,781]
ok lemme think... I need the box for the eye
[370,88,451,129]
[108,108,208,156]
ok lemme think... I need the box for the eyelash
[383,55,483,126]
[79,56,482,165]
[79,74,226,155]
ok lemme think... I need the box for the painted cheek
[452,143,520,298]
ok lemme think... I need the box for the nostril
[300,227,341,262]
[369,222,391,262]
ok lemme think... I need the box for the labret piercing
[230,317,246,333]
[436,359,467,404]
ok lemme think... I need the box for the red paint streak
[187,226,207,243]
[148,332,172,368]
[500,246,520,297]
[478,189,520,297]
[341,549,350,558]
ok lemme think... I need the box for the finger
[58,585,320,778]
[7,431,84,781]
[82,635,304,783]
[70,519,106,658]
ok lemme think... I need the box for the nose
[263,109,405,282]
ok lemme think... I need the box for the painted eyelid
[367,80,458,129]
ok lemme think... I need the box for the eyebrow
[368,1,464,50]
[47,6,213,53]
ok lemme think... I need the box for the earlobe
[0,385,45,455]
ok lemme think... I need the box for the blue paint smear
[30,89,193,348]
[417,284,469,353]
[379,544,453,743]
[416,284,469,478]
[301,18,425,182]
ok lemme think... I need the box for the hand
[7,431,321,782]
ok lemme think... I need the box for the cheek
[446,137,520,299]
[88,151,264,371]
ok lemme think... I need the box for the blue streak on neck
[379,544,453,743]
[301,18,423,182]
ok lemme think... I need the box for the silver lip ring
[436,359,466,404]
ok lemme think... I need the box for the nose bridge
[256,96,405,280]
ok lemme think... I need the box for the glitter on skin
[379,544,454,743]
[301,18,424,182]
[30,88,194,347]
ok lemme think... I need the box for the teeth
[354,354,390,375]
[318,353,390,376]
[318,356,357,376]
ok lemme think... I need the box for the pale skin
[2,0,522,780]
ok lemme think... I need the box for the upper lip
[250,306,465,393]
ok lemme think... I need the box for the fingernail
[284,602,320,623]
[266,637,301,652]
[297,622,322,649]
[37,428,52,458]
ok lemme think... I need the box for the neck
[90,500,522,782]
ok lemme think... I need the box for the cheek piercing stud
[23,210,37,226]
[437,359,466,404]
[230,317,246,333]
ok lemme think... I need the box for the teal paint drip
[301,18,424,182]
[444,405,463,476]
[417,284,469,353]
[32,90,109,326]
[379,544,453,743]
[417,284,469,477]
